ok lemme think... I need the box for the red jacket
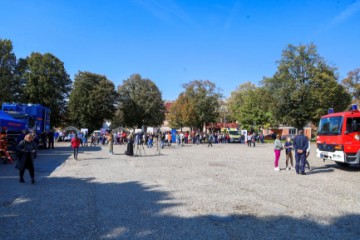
[71,137,81,148]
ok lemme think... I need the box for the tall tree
[262,43,351,129]
[68,71,117,132]
[117,74,165,128]
[228,82,274,130]
[182,80,222,129]
[0,39,18,106]
[342,68,360,103]
[168,93,196,129]
[18,52,72,127]
[227,82,256,124]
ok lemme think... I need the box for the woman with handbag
[16,134,38,184]
[274,135,283,171]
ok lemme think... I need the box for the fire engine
[316,104,360,166]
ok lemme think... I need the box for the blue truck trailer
[0,103,51,155]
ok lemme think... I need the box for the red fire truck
[316,105,360,166]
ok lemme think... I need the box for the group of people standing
[273,130,311,175]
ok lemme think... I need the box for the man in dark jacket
[16,134,38,183]
[293,130,309,175]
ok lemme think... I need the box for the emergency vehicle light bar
[328,108,334,114]
[351,104,358,111]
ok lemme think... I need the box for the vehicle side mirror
[345,130,349,135]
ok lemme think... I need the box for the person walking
[284,137,294,170]
[47,130,55,149]
[16,134,38,184]
[293,130,309,175]
[251,134,256,147]
[273,135,283,171]
[305,140,311,171]
[247,133,252,147]
[71,134,81,160]
[125,132,134,156]
[167,132,172,146]
[107,131,114,155]
[208,132,213,147]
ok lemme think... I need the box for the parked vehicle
[316,105,360,166]
[1,103,51,149]
[221,128,241,143]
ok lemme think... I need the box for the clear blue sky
[1,0,359,100]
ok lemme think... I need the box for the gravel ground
[1,141,360,239]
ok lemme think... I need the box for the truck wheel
[335,162,350,167]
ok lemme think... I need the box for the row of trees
[1,38,359,132]
[0,39,167,132]
[169,43,359,131]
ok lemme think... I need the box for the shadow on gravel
[316,164,360,172]
[1,177,360,239]
[307,165,335,175]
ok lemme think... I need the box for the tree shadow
[1,176,360,239]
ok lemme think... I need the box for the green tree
[342,68,360,103]
[68,71,117,132]
[0,39,19,105]
[182,80,222,129]
[117,74,165,128]
[228,82,256,124]
[18,52,72,127]
[262,43,351,129]
[228,82,274,130]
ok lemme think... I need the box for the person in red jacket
[71,134,81,160]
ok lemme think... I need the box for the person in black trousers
[47,130,55,149]
[293,130,309,175]
[16,134,38,184]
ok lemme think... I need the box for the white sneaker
[274,167,280,171]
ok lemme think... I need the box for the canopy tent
[160,126,172,132]
[111,126,130,133]
[0,111,26,132]
[63,126,81,133]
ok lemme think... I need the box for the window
[346,117,360,133]
[289,128,296,135]
[318,116,343,135]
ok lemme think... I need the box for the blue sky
[1,0,359,100]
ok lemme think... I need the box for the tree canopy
[116,74,165,128]
[228,82,274,130]
[67,71,117,132]
[342,68,360,104]
[167,92,196,129]
[171,80,222,129]
[0,39,19,106]
[18,52,72,127]
[261,43,351,129]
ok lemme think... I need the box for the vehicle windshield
[318,116,343,135]
[345,117,360,133]
[229,131,240,135]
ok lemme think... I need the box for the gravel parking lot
[1,141,360,239]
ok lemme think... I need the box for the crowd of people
[13,127,312,184]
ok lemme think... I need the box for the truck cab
[316,105,360,166]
